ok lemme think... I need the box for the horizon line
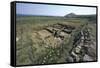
[16,13,96,17]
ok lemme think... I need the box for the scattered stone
[16,37,19,41]
[67,56,74,62]
[75,46,81,54]
[83,54,93,61]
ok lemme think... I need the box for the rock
[81,36,84,40]
[81,31,84,36]
[75,46,81,54]
[71,51,78,57]
[87,47,96,58]
[67,56,74,62]
[16,37,19,41]
[75,56,80,62]
[83,54,93,61]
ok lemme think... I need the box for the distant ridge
[65,13,96,18]
[65,13,96,23]
[65,13,76,18]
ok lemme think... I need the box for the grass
[16,16,96,65]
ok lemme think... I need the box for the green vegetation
[16,16,96,65]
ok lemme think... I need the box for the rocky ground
[31,23,97,62]
[16,23,97,65]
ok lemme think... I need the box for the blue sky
[16,3,96,16]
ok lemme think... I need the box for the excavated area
[31,23,75,48]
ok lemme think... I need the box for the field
[16,16,97,65]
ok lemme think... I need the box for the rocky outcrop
[67,26,96,62]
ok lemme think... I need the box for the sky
[16,3,96,16]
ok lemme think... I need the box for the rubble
[67,26,96,62]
